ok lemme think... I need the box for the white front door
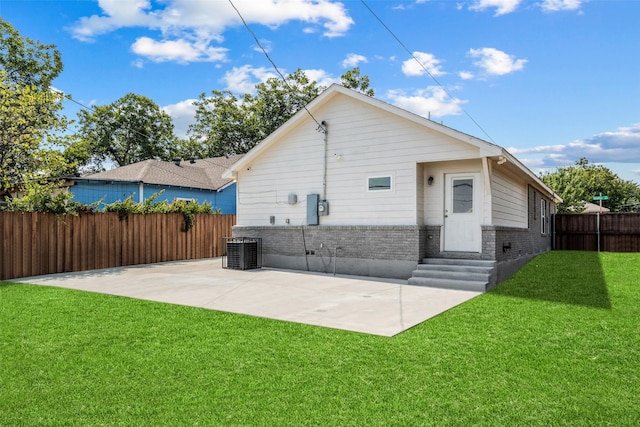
[444,173,481,252]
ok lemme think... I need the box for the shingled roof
[77,155,243,191]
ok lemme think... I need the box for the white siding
[236,93,480,226]
[416,164,425,226]
[491,167,528,228]
[422,159,484,226]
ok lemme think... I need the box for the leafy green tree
[0,18,62,89]
[0,20,73,200]
[187,90,260,158]
[252,68,323,139]
[340,67,374,96]
[188,69,320,157]
[187,67,375,157]
[541,157,640,213]
[75,93,177,168]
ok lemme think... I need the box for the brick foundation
[232,225,427,279]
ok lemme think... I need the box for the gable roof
[77,155,243,191]
[223,84,561,202]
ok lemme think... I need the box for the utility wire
[50,89,235,172]
[227,0,326,133]
[6,67,238,181]
[359,0,496,144]
[52,88,162,144]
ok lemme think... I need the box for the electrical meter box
[318,200,329,216]
[307,194,319,225]
[307,194,329,224]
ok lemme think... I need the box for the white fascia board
[217,180,236,192]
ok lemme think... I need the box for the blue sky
[3,0,639,182]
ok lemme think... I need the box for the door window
[452,178,473,213]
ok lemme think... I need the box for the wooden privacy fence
[0,212,235,280]
[554,213,640,252]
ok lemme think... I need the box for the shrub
[4,181,100,215]
[102,191,218,231]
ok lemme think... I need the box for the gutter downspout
[138,182,144,204]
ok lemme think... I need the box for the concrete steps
[407,258,496,292]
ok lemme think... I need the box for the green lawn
[1,251,639,426]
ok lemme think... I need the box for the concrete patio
[10,258,481,337]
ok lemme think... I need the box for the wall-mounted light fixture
[428,176,434,186]
[334,153,343,161]
[497,156,507,165]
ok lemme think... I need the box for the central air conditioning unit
[223,237,262,270]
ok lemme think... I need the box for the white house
[223,84,561,290]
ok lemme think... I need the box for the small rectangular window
[368,176,392,191]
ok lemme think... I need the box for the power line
[53,89,239,169]
[54,89,164,143]
[227,0,326,133]
[359,0,496,144]
[7,79,154,145]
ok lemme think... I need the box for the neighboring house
[223,84,562,290]
[68,155,243,214]
[582,202,610,214]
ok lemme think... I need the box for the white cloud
[386,86,466,118]
[402,52,445,77]
[303,69,338,88]
[539,0,582,12]
[510,123,640,169]
[131,58,145,68]
[222,65,335,95]
[468,0,582,15]
[70,0,159,41]
[469,0,521,16]
[342,53,368,68]
[509,144,566,155]
[131,37,228,63]
[468,47,527,76]
[70,0,354,46]
[459,71,475,80]
[253,39,272,54]
[222,65,278,94]
[162,98,198,139]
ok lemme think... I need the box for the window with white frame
[541,199,548,235]
[368,176,392,192]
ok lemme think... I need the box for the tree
[340,67,375,96]
[187,67,374,157]
[251,68,323,139]
[75,93,177,168]
[0,20,72,200]
[540,157,640,213]
[186,90,260,158]
[188,69,321,157]
[0,18,62,89]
